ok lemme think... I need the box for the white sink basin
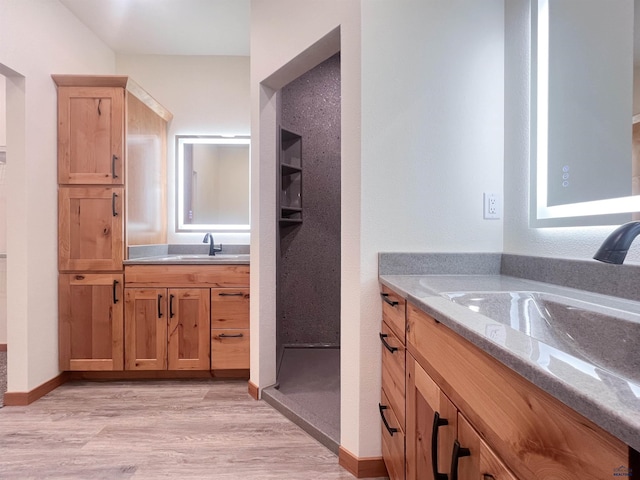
[441,291,640,383]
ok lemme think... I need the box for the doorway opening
[262,53,342,453]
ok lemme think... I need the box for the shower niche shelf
[279,127,303,226]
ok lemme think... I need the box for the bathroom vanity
[379,253,640,480]
[54,75,250,378]
[124,261,250,372]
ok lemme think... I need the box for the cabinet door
[124,288,168,370]
[59,187,124,271]
[456,414,518,480]
[57,86,124,185]
[59,273,124,371]
[406,355,457,480]
[167,288,210,370]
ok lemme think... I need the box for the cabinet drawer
[380,389,405,480]
[381,321,406,430]
[381,285,406,343]
[211,288,249,329]
[407,304,628,480]
[211,329,249,369]
[125,265,249,287]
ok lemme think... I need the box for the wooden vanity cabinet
[124,265,250,374]
[406,303,630,480]
[124,287,210,370]
[379,285,407,480]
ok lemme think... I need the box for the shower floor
[262,346,340,453]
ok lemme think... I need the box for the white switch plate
[483,192,501,219]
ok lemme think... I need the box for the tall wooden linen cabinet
[54,75,172,371]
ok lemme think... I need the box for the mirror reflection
[531,0,640,226]
[176,135,250,232]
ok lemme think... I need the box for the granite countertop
[379,273,640,452]
[124,254,250,265]
[124,244,250,265]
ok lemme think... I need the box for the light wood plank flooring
[0,379,369,479]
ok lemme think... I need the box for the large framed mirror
[531,0,640,227]
[176,135,250,232]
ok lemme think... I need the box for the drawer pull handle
[157,294,163,318]
[169,294,175,318]
[378,403,398,436]
[380,293,399,307]
[379,333,398,353]
[219,333,244,338]
[450,439,471,480]
[112,192,118,217]
[431,411,449,480]
[112,280,119,304]
[218,292,244,297]
[112,154,119,179]
[483,475,496,480]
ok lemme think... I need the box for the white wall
[251,0,504,458]
[504,0,640,263]
[0,74,5,146]
[0,74,5,346]
[115,55,250,245]
[0,0,115,392]
[250,0,364,455]
[360,0,504,456]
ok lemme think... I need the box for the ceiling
[59,0,250,56]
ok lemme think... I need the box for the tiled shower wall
[277,53,341,347]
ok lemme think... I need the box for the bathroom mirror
[530,0,640,227]
[176,135,250,232]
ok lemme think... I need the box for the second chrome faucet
[203,232,222,256]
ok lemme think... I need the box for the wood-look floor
[0,380,367,479]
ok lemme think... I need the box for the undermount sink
[441,291,640,384]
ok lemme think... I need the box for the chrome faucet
[593,221,640,264]
[203,233,222,256]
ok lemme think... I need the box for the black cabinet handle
[157,294,163,318]
[112,192,118,217]
[378,403,398,437]
[218,292,244,297]
[379,333,398,353]
[431,411,449,480]
[483,475,496,480]
[219,333,244,338]
[380,292,398,307]
[112,280,119,304]
[169,294,175,318]
[450,439,471,480]
[112,155,119,179]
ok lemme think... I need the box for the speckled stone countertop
[124,244,250,265]
[379,253,640,452]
